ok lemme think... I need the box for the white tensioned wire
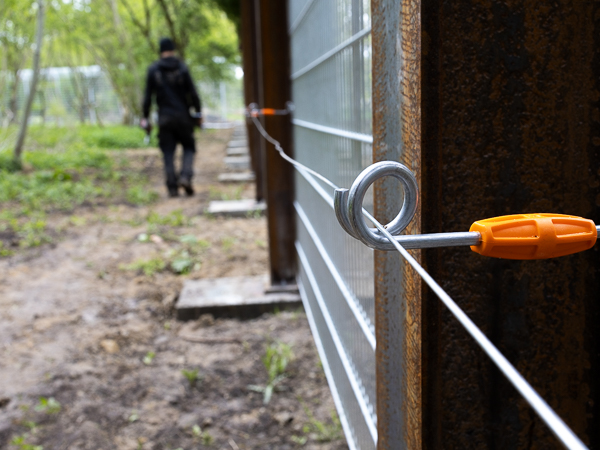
[251,116,338,190]
[250,114,589,450]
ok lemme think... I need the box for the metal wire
[251,115,338,190]
[249,113,589,450]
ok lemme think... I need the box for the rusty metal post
[420,0,600,448]
[372,0,422,448]
[240,0,265,201]
[257,0,295,285]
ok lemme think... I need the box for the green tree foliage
[0,0,38,125]
[2,0,239,125]
[213,0,240,35]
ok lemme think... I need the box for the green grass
[147,209,190,227]
[0,124,157,152]
[120,257,167,277]
[127,185,159,205]
[79,125,157,149]
[10,435,43,450]
[0,136,159,251]
[0,150,158,213]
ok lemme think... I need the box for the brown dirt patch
[0,128,347,449]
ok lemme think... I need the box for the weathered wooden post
[257,0,296,285]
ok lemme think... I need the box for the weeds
[298,404,343,443]
[0,165,106,212]
[246,208,263,219]
[122,234,209,277]
[69,215,86,226]
[17,218,52,248]
[290,435,307,445]
[126,185,159,205]
[146,209,189,228]
[0,124,155,152]
[221,237,236,251]
[192,424,214,445]
[34,397,61,415]
[248,341,293,404]
[0,241,14,257]
[169,235,209,274]
[120,257,166,276]
[0,139,158,250]
[170,250,198,274]
[0,213,52,250]
[181,368,201,389]
[10,435,43,450]
[208,186,243,201]
[142,351,156,365]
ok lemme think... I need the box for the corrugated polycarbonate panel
[289,0,375,448]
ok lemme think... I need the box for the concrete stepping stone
[226,147,249,157]
[206,199,266,217]
[225,155,251,170]
[228,140,248,148]
[218,172,255,183]
[176,275,301,320]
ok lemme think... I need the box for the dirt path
[0,129,347,450]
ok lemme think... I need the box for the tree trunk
[8,69,20,125]
[14,0,45,167]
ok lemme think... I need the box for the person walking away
[141,37,202,197]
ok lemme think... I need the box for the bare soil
[0,129,347,450]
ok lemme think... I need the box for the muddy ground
[0,128,347,449]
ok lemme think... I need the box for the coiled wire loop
[334,161,419,250]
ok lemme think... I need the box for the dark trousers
[158,122,196,190]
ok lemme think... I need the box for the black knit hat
[159,37,175,53]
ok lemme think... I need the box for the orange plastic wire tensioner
[249,108,277,117]
[469,214,597,260]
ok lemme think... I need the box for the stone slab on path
[176,275,302,320]
[218,172,255,183]
[228,140,248,148]
[225,155,251,170]
[226,147,249,157]
[206,199,266,217]
[203,122,235,129]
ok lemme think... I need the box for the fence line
[249,106,589,450]
[291,26,372,80]
[289,0,375,446]
[292,119,373,143]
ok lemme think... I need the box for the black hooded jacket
[142,56,201,126]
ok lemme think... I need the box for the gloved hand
[140,118,151,133]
